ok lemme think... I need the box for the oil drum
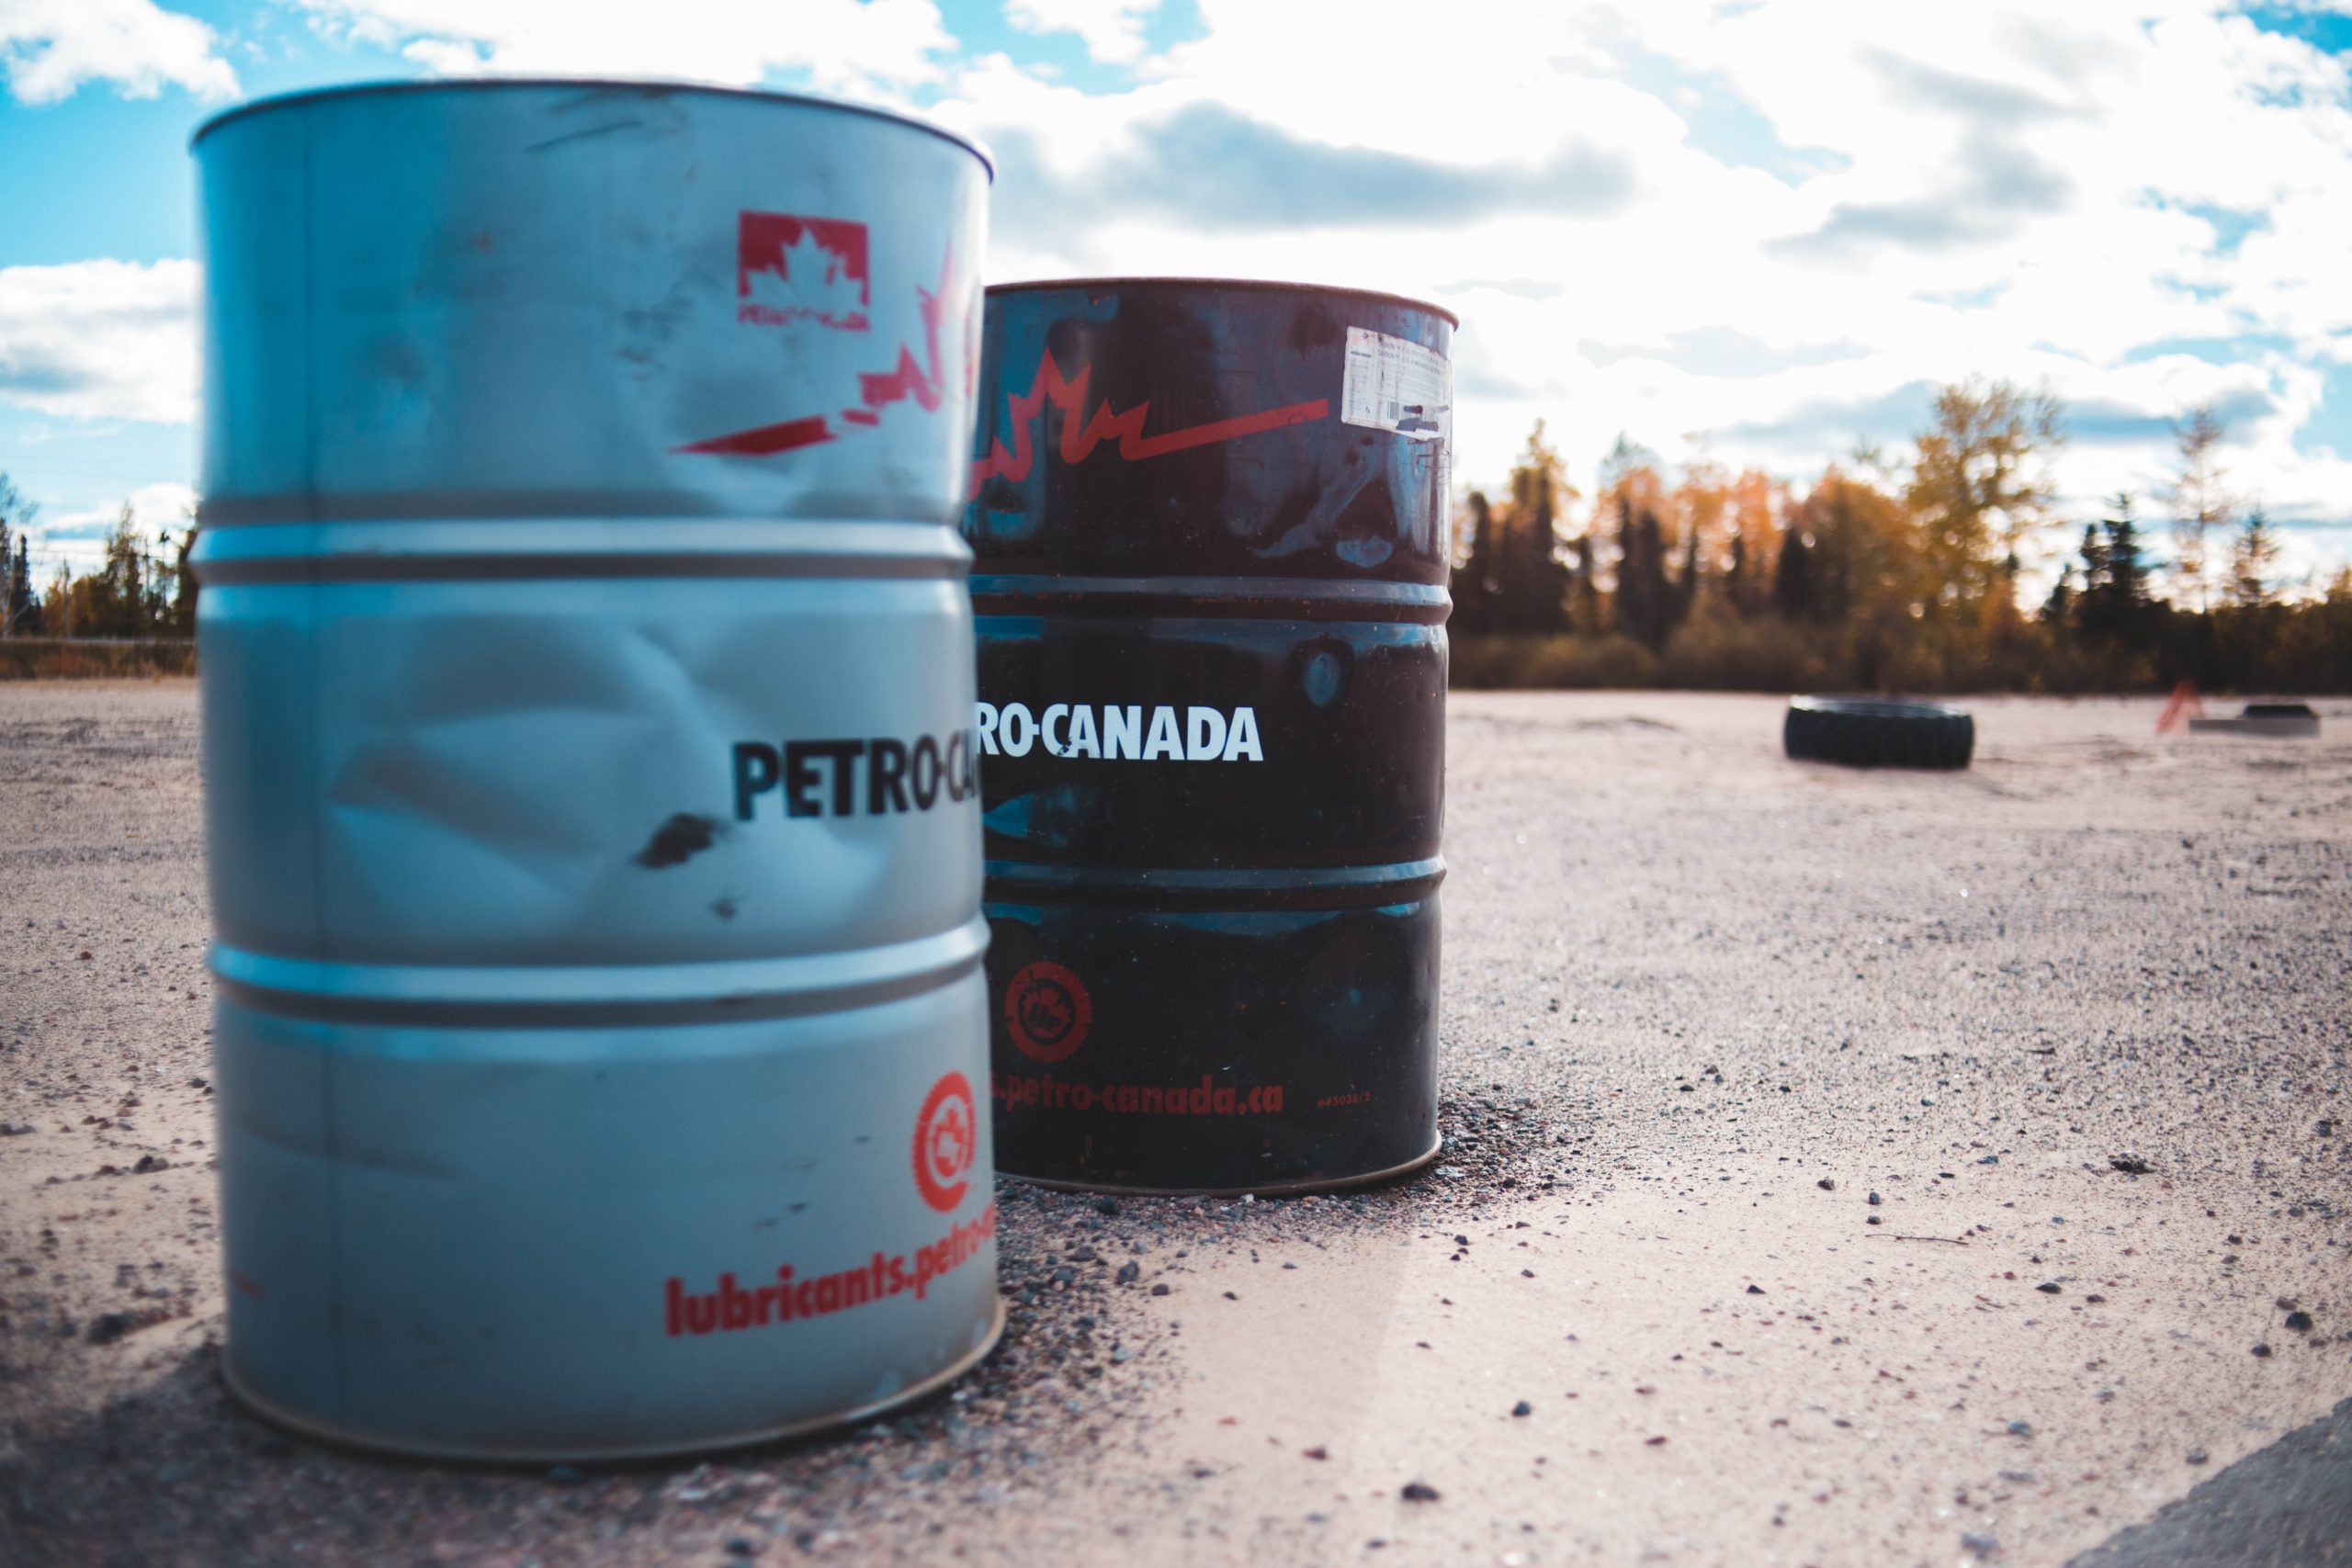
[191,81,998,1460]
[963,279,1451,1193]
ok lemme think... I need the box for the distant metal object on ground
[963,278,1453,1195]
[193,79,998,1460]
[1783,695,1975,770]
[2188,703,2321,738]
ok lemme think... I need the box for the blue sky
[3,0,2348,596]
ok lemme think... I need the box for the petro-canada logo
[911,1072,978,1213]
[1005,961,1091,1065]
[737,210,870,332]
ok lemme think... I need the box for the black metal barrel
[962,278,1452,1193]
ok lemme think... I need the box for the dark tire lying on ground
[1783,695,1974,770]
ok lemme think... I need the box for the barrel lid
[189,76,994,175]
[986,276,1459,328]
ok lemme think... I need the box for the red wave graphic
[967,353,1328,500]
[676,243,960,458]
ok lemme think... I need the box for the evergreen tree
[2226,504,2280,610]
[171,522,200,635]
[1773,528,1814,620]
[1570,531,1599,631]
[1451,491,1504,635]
[2077,494,2151,643]
[2166,404,2230,615]
[6,537,32,635]
[0,472,31,637]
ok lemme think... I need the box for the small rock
[1114,1261,1140,1285]
[2285,1311,2313,1332]
[1867,1190,1883,1206]
[1961,1531,1999,1557]
[1510,1401,1532,1417]
[2109,1155,2153,1175]
[0,1122,34,1137]
[2036,1282,2061,1295]
[2252,1343,2273,1359]
[1303,1446,1329,1461]
[132,1154,168,1174]
[1093,1197,1120,1216]
[77,950,92,961]
[1400,1481,1440,1502]
[1149,1283,1170,1297]
[725,1539,761,1559]
[1977,1156,1999,1166]
[1816,1178,1836,1191]
[1453,1235,1470,1247]
[1746,1284,1765,1295]
[2186,1450,2208,1465]
[85,1312,134,1346]
[2007,1420,2032,1437]
[1644,1436,1668,1447]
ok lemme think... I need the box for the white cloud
[293,0,957,97]
[1003,0,1159,65]
[0,0,237,104]
[0,258,198,424]
[928,0,2352,558]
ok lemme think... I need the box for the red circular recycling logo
[1005,961,1091,1064]
[911,1071,978,1213]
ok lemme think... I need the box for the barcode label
[1340,327,1452,444]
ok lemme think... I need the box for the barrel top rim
[986,276,1459,327]
[187,76,994,173]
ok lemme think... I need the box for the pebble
[2036,1283,2061,1294]
[2284,1311,2312,1332]
[2186,1450,2209,1465]
[1149,1283,1170,1297]
[2251,1343,2273,1359]
[1961,1531,1998,1556]
[1816,1178,1836,1191]
[1400,1482,1441,1502]
[1867,1190,1882,1206]
[1303,1446,1329,1461]
[1511,1401,1532,1417]
[1746,1284,1765,1295]
[0,1122,34,1136]
[2007,1420,2031,1437]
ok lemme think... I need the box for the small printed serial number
[1316,1091,1373,1109]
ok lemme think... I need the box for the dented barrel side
[963,279,1452,1193]
[193,81,1000,1460]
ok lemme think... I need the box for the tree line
[0,475,196,641]
[1450,380,2352,694]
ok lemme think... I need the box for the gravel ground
[2,682,2346,1567]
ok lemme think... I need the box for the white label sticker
[1341,327,1452,444]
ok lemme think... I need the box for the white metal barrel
[191,80,999,1460]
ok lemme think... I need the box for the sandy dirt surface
[2,682,2346,1567]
